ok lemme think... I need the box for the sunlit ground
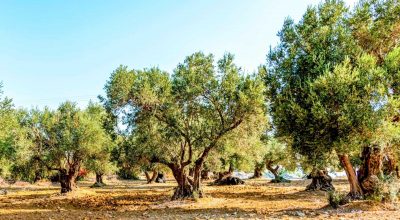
[0,178,398,219]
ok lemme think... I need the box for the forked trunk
[33,170,42,183]
[171,166,196,200]
[201,170,212,180]
[266,161,289,183]
[338,154,363,199]
[145,170,158,184]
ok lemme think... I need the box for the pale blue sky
[0,0,356,109]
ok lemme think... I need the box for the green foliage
[0,84,30,178]
[349,0,400,62]
[103,52,267,189]
[265,0,399,167]
[328,191,349,209]
[84,102,117,177]
[19,101,111,181]
[266,0,361,164]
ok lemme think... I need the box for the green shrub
[366,175,399,203]
[328,191,349,209]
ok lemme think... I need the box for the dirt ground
[0,178,399,219]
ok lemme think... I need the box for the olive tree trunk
[338,154,363,199]
[60,168,79,193]
[306,168,334,191]
[171,166,196,200]
[145,170,158,184]
[96,173,104,184]
[357,146,383,196]
[252,163,263,179]
[266,161,289,183]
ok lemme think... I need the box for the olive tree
[103,52,267,199]
[84,102,116,187]
[28,102,111,193]
[265,0,360,191]
[0,84,29,179]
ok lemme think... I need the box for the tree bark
[266,160,289,183]
[228,162,234,173]
[144,171,150,182]
[60,169,78,193]
[189,167,194,177]
[192,161,203,197]
[171,166,196,200]
[338,154,363,199]
[306,168,334,191]
[382,148,399,178]
[145,170,158,184]
[357,146,383,196]
[253,164,263,179]
[33,170,42,183]
[96,173,104,184]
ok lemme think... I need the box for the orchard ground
[0,177,399,219]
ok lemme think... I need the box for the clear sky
[0,0,356,109]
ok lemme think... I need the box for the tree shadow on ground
[208,188,326,203]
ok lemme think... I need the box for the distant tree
[28,102,111,193]
[103,52,267,199]
[0,84,29,179]
[259,137,295,183]
[84,102,116,187]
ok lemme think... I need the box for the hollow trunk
[357,146,383,196]
[338,154,363,199]
[306,168,335,191]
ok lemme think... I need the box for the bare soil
[0,178,399,219]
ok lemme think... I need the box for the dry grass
[0,178,399,219]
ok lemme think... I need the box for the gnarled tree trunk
[338,154,363,199]
[357,146,383,196]
[96,173,104,184]
[252,163,263,179]
[171,165,196,200]
[266,160,289,183]
[60,168,79,193]
[306,168,334,191]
